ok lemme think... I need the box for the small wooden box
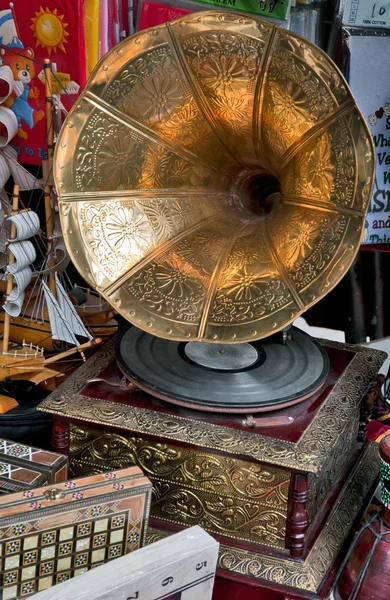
[0,466,152,599]
[0,439,68,494]
[30,526,219,600]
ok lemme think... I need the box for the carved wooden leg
[287,473,309,558]
[52,419,70,455]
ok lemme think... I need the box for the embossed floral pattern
[180,231,223,269]
[165,159,191,187]
[270,80,310,132]
[106,206,151,257]
[306,141,335,199]
[131,74,182,121]
[170,200,196,228]
[97,134,143,190]
[213,95,248,137]
[155,257,203,299]
[143,202,176,239]
[286,220,322,266]
[199,56,248,96]
[222,266,272,302]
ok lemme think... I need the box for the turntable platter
[117,327,330,413]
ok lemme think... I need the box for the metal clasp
[43,488,65,501]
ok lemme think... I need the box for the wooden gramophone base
[144,442,376,600]
[38,336,386,599]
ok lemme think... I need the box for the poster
[0,0,87,165]
[346,31,390,245]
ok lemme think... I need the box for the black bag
[0,381,53,449]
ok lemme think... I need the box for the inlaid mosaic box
[0,466,152,599]
[0,439,68,495]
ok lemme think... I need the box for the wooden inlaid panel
[0,468,152,598]
[0,440,68,491]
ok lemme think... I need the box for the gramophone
[40,11,387,599]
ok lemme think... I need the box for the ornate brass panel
[39,336,386,473]
[307,409,360,520]
[146,442,379,593]
[54,11,374,343]
[69,424,290,548]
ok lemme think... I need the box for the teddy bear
[0,46,45,139]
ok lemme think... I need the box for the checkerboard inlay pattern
[0,512,129,598]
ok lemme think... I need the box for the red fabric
[361,244,390,252]
[121,0,129,36]
[366,420,390,442]
[0,0,87,165]
[138,1,191,31]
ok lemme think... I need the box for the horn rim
[54,11,374,343]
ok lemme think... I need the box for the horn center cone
[233,170,281,218]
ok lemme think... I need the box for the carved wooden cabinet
[38,337,386,600]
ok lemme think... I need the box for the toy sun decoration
[30,6,69,55]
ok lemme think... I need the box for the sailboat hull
[0,313,117,351]
[0,345,47,381]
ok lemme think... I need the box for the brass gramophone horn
[55,11,374,344]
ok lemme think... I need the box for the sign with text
[346,31,390,244]
[343,0,390,29]
[192,0,291,20]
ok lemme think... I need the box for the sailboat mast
[3,184,19,352]
[43,59,56,297]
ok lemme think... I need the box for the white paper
[31,526,219,600]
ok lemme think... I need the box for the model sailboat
[2,58,117,352]
[0,183,96,384]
